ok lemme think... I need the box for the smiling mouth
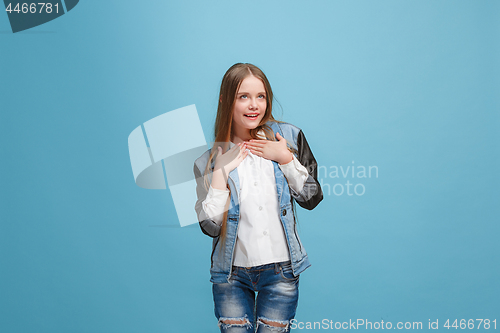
[244,113,259,118]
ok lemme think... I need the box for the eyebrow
[237,92,266,95]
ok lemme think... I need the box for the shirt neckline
[229,129,266,148]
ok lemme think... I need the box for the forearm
[293,130,323,210]
[203,166,230,226]
[210,167,229,191]
[194,162,224,237]
[277,150,294,165]
[279,154,309,193]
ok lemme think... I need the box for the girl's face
[231,75,267,136]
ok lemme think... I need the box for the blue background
[1,0,498,332]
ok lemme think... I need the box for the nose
[249,97,258,110]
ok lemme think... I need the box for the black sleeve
[291,130,323,210]
[193,162,221,238]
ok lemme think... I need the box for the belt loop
[274,262,280,274]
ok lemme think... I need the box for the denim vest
[194,121,318,284]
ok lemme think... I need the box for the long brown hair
[203,63,295,248]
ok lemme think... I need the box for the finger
[238,145,247,155]
[237,143,247,153]
[245,142,265,148]
[247,146,261,154]
[237,150,248,161]
[248,139,268,144]
[226,143,241,155]
[246,140,264,145]
[248,148,262,155]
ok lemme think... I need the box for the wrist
[211,167,229,189]
[278,151,293,165]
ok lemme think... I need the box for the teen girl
[194,63,323,332]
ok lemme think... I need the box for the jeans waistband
[232,260,291,274]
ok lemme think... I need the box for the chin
[245,123,260,131]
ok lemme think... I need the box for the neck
[231,127,252,144]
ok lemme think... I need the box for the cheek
[259,100,267,113]
[234,101,247,114]
[232,103,242,116]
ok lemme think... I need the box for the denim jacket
[193,121,323,284]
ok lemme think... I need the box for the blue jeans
[213,260,299,332]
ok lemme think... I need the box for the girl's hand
[214,142,248,175]
[245,132,293,165]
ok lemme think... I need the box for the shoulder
[194,148,212,172]
[265,120,303,147]
[265,120,302,133]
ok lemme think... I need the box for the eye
[239,94,247,99]
[258,94,266,99]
